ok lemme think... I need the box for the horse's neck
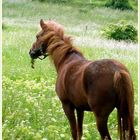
[50,40,85,71]
[47,36,85,71]
[65,52,85,63]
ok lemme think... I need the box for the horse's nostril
[29,50,36,59]
[29,49,35,55]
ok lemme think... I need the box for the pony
[29,19,136,140]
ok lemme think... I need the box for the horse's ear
[40,19,46,29]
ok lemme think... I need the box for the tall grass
[2,0,138,139]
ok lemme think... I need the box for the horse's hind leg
[95,115,111,140]
[62,102,77,140]
[76,109,84,140]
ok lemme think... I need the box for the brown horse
[29,19,136,140]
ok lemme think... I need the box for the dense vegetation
[102,21,137,42]
[105,0,132,10]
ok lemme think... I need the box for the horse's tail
[114,70,136,140]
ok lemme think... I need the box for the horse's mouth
[29,48,48,69]
[29,49,48,59]
[29,49,42,59]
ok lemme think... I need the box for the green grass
[2,0,138,140]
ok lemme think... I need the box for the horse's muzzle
[29,43,48,59]
[29,49,38,59]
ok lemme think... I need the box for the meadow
[2,0,138,139]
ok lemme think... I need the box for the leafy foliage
[102,21,137,42]
[105,0,132,10]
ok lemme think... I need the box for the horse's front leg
[76,109,84,140]
[62,102,77,140]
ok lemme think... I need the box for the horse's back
[84,59,128,91]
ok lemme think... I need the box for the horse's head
[29,19,64,60]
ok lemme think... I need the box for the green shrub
[102,21,137,42]
[105,0,132,10]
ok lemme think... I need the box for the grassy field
[2,0,138,140]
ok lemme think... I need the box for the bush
[105,0,132,10]
[102,21,137,42]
